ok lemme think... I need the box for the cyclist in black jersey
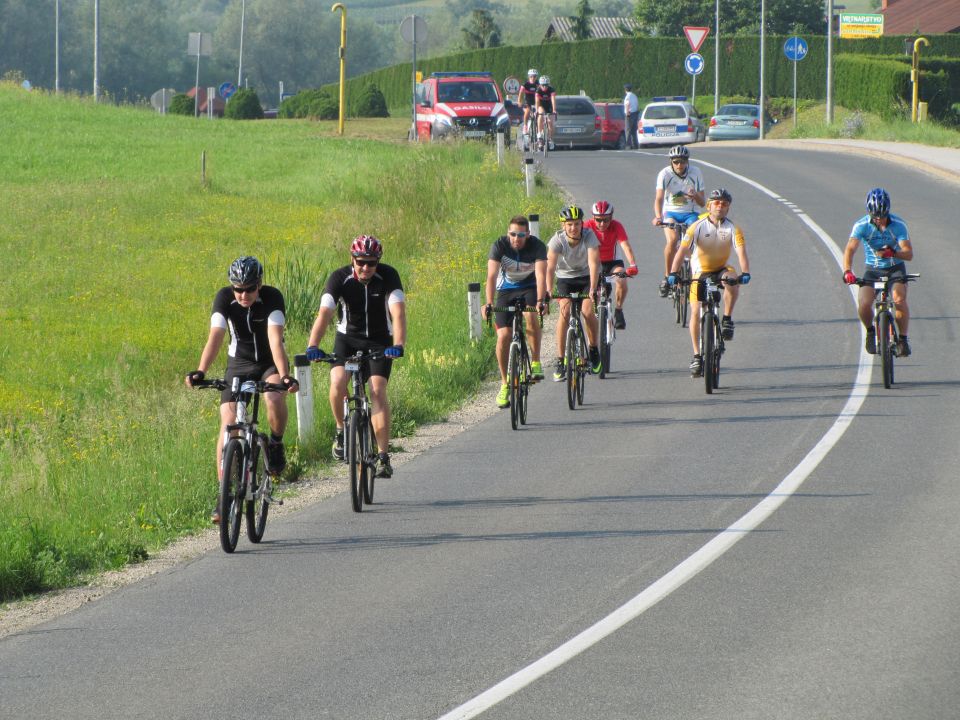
[186,256,299,521]
[306,236,407,479]
[519,68,539,149]
[534,75,557,150]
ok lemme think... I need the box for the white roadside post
[293,353,314,444]
[524,158,534,196]
[468,282,482,340]
[207,87,215,118]
[529,213,540,239]
[496,126,505,166]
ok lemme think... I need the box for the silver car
[551,95,602,150]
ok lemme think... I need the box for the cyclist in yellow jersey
[667,188,751,377]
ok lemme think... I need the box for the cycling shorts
[332,333,394,379]
[665,211,701,229]
[690,268,734,303]
[556,276,591,297]
[494,287,538,330]
[222,358,279,404]
[862,262,907,288]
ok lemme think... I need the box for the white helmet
[538,75,550,85]
[527,68,538,78]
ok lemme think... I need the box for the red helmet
[350,235,383,259]
[591,200,613,217]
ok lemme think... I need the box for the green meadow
[0,85,563,601]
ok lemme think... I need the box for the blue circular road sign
[219,81,237,99]
[684,53,705,76]
[784,37,808,62]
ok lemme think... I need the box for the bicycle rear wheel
[509,342,521,430]
[245,438,270,543]
[680,264,690,328]
[565,326,578,410]
[347,411,364,512]
[363,419,375,504]
[879,312,894,388]
[702,311,716,394]
[219,439,245,553]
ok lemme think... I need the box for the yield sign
[683,26,710,53]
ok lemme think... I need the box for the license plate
[463,130,486,138]
[728,120,747,126]
[655,128,676,137]
[559,126,582,134]
[345,361,360,372]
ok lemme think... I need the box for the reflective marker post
[529,213,540,240]
[293,353,314,445]
[496,126,505,167]
[524,158,534,197]
[468,282,482,340]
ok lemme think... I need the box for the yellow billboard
[839,13,884,39]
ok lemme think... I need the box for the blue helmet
[866,188,890,217]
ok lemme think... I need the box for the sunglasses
[354,259,379,268]
[593,216,612,223]
[508,231,528,238]
[232,284,258,294]
[671,159,688,165]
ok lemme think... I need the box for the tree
[462,9,502,50]
[570,0,595,41]
[633,0,825,36]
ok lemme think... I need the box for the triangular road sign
[683,26,710,53]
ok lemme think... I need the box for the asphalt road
[3,144,959,720]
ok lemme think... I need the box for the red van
[415,72,511,143]
[594,102,627,149]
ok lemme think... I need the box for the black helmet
[228,256,263,286]
[709,188,733,203]
[559,205,584,222]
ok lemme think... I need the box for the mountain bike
[856,272,920,388]
[596,270,629,379]
[193,377,287,553]
[659,219,692,327]
[488,297,544,430]
[317,350,384,512]
[554,292,591,410]
[697,275,740,395]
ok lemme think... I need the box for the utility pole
[93,0,100,101]
[55,0,61,94]
[826,0,834,124]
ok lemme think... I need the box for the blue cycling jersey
[850,213,909,269]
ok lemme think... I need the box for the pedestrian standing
[623,83,640,149]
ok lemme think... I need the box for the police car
[415,72,511,143]
[638,96,706,147]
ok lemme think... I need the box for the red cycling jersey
[583,218,629,263]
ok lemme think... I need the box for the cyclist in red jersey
[582,200,638,329]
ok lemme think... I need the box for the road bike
[856,272,920,388]
[596,270,629,379]
[488,297,544,430]
[697,275,741,395]
[536,111,554,158]
[659,219,692,327]
[194,377,287,553]
[317,350,385,512]
[554,292,591,410]
[519,112,536,153]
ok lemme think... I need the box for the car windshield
[718,105,758,117]
[644,105,686,120]
[556,98,595,115]
[438,82,499,103]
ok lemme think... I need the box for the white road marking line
[437,162,873,720]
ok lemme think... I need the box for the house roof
[881,0,960,35]
[545,16,639,42]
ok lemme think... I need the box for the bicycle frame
[488,298,542,430]
[660,220,691,327]
[340,352,379,512]
[697,276,728,395]
[555,293,590,410]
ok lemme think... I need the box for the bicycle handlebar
[191,378,289,394]
[854,272,920,287]
[657,220,688,231]
[312,349,387,364]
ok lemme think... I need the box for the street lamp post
[238,0,246,88]
[825,1,845,124]
[759,0,766,139]
[55,0,60,94]
[331,3,347,135]
[93,0,100,101]
[714,0,719,116]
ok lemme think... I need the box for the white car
[637,96,706,147]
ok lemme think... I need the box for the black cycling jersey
[535,85,556,112]
[519,81,538,107]
[211,285,286,364]
[322,263,404,341]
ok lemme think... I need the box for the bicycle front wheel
[879,313,894,388]
[598,305,609,379]
[347,411,364,513]
[518,344,530,426]
[702,311,716,395]
[565,327,578,410]
[245,438,270,543]
[576,341,586,406]
[219,439,245,553]
[363,419,375,505]
[509,342,521,431]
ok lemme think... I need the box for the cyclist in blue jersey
[482,215,549,408]
[842,187,915,357]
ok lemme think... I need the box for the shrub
[224,88,264,120]
[279,89,339,120]
[352,84,389,118]
[168,93,195,116]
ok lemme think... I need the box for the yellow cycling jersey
[681,215,745,274]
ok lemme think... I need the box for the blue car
[706,104,776,141]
